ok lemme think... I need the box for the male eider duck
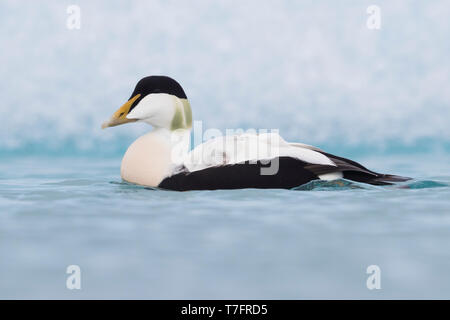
[102,76,410,191]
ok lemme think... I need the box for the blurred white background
[1,0,449,154]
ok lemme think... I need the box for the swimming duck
[102,76,409,191]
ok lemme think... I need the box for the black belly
[158,157,318,191]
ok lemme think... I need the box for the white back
[183,132,336,172]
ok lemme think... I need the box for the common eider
[102,76,410,191]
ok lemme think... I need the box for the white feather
[318,172,343,180]
[183,132,336,172]
[127,93,176,128]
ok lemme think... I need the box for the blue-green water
[0,153,449,299]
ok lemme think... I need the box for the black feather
[158,157,317,191]
[158,153,411,191]
[317,151,411,185]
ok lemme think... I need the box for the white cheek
[127,93,175,124]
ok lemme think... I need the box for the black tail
[343,171,411,186]
[315,152,412,186]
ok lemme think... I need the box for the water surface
[0,154,449,299]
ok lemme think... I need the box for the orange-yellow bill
[101,94,141,129]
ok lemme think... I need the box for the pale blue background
[1,0,449,155]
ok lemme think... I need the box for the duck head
[102,76,192,131]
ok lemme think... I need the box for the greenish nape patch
[182,99,192,128]
[171,105,184,131]
[170,98,192,130]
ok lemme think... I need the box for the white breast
[121,132,172,187]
